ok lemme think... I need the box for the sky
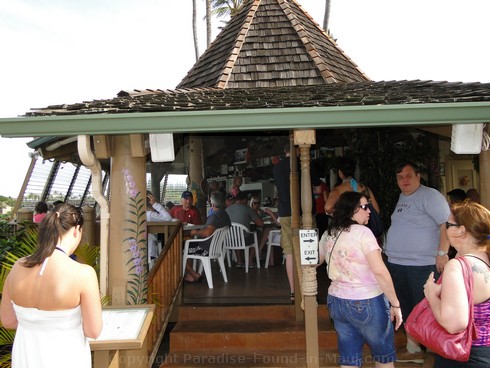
[1,0,490,197]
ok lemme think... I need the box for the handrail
[146,221,183,367]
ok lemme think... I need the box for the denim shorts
[327,294,396,366]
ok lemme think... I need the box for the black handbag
[367,203,384,237]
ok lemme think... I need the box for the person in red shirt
[169,191,202,225]
[33,201,48,223]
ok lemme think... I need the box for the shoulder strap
[464,254,490,269]
[327,229,343,278]
[350,179,358,192]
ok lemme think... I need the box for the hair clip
[56,211,60,218]
[487,235,490,240]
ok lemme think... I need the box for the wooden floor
[182,251,330,305]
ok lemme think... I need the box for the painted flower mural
[122,168,147,304]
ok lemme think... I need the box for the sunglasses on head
[358,204,369,211]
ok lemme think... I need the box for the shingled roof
[25,81,490,116]
[177,0,368,89]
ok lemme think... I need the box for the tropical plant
[0,223,35,268]
[0,197,15,207]
[0,327,14,368]
[211,0,245,18]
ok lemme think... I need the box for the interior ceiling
[34,124,451,178]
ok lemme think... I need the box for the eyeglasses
[446,222,460,229]
[358,204,369,211]
[253,202,260,205]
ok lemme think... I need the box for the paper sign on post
[299,229,318,265]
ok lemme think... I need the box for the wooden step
[160,304,415,368]
[177,304,301,322]
[169,319,406,352]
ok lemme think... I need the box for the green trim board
[1,102,490,138]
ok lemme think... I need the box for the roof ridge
[217,0,261,88]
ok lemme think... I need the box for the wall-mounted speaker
[450,124,483,154]
[149,134,175,162]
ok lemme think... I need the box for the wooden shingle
[177,0,368,89]
[26,81,490,116]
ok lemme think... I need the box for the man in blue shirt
[385,160,450,363]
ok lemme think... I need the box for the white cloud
[1,0,489,197]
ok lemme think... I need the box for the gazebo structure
[1,0,490,367]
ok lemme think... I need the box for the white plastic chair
[182,226,229,288]
[147,233,160,270]
[265,229,284,268]
[225,222,260,273]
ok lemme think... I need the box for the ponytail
[23,203,83,267]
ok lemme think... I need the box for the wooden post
[81,205,96,247]
[107,134,149,368]
[108,134,147,306]
[12,154,37,219]
[289,134,303,320]
[16,208,33,230]
[480,149,490,208]
[294,129,319,368]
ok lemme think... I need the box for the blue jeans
[387,262,437,322]
[327,294,396,366]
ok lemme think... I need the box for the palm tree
[211,0,245,19]
[192,0,199,61]
[206,0,212,47]
[323,0,331,32]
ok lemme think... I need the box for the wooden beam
[130,134,146,158]
[94,135,111,159]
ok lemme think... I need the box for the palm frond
[73,244,100,275]
[0,327,15,345]
[19,228,38,255]
[2,228,37,270]
[0,266,10,293]
[101,295,111,306]
[0,352,12,368]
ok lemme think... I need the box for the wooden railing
[146,222,183,366]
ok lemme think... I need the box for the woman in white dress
[1,203,102,367]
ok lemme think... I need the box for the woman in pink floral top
[319,191,402,367]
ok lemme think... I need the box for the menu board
[89,305,155,351]
[96,308,148,341]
